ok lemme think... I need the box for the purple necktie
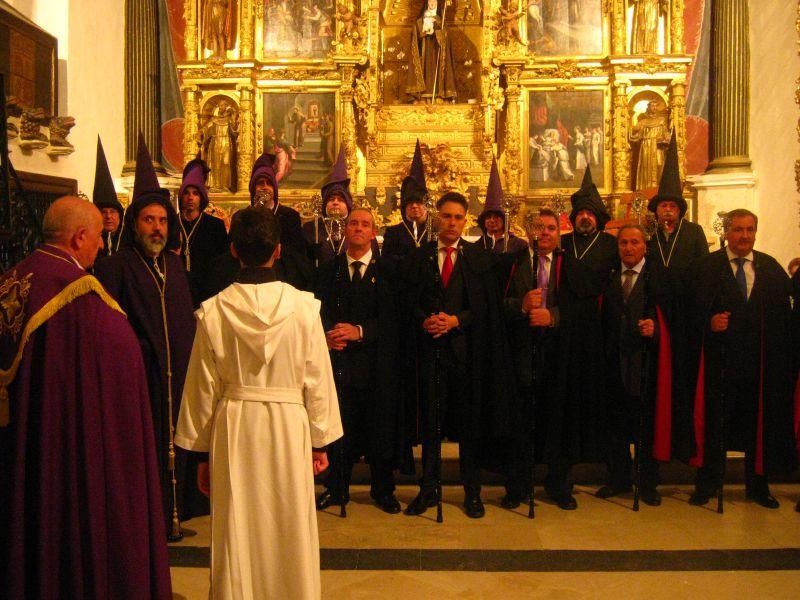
[538,255,549,308]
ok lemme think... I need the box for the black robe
[601,259,691,463]
[315,254,410,471]
[561,230,618,291]
[405,241,513,446]
[97,228,124,260]
[647,218,709,285]
[179,212,229,307]
[381,219,429,262]
[94,247,208,523]
[275,203,307,255]
[688,249,797,475]
[504,248,607,464]
[199,246,316,303]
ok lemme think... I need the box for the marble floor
[170,483,800,599]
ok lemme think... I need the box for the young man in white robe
[175,206,343,600]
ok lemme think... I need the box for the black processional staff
[711,212,730,514]
[311,193,322,267]
[424,193,444,523]
[332,259,348,518]
[524,209,544,519]
[631,195,648,513]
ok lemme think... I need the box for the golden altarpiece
[178,0,692,231]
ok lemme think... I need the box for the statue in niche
[405,0,457,103]
[629,100,669,190]
[630,0,665,54]
[203,0,238,58]
[201,101,239,192]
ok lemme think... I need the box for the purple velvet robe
[94,246,206,524]
[0,245,171,599]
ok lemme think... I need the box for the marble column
[707,0,751,172]
[124,0,164,174]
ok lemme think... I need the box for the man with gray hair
[0,196,172,598]
[596,224,688,507]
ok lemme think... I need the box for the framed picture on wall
[0,4,58,114]
[261,91,337,190]
[528,0,604,57]
[526,89,606,191]
[260,2,334,59]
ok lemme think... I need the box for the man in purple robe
[94,134,203,539]
[0,197,172,599]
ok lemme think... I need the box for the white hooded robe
[176,280,343,600]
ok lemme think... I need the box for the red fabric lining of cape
[689,314,766,475]
[653,305,672,462]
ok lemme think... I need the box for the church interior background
[4,0,799,270]
[4,2,800,597]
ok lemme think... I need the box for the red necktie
[441,247,455,288]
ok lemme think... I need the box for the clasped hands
[326,323,361,350]
[710,311,731,333]
[521,288,552,328]
[423,312,459,338]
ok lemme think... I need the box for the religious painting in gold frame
[525,87,608,193]
[527,0,605,57]
[0,4,57,113]
[257,90,338,190]
[257,0,335,60]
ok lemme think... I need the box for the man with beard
[92,136,125,259]
[0,197,172,599]
[646,132,709,279]
[94,134,203,539]
[404,192,513,519]
[561,167,617,285]
[315,207,406,514]
[178,156,229,306]
[596,225,689,507]
[382,140,431,262]
[475,157,528,256]
[688,209,796,509]
[199,151,314,300]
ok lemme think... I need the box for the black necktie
[733,257,747,301]
[351,260,363,283]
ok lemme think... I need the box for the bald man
[0,197,172,599]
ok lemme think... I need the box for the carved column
[502,64,523,195]
[611,0,627,55]
[339,65,358,183]
[707,0,751,172]
[612,80,631,190]
[669,79,687,179]
[182,85,200,167]
[240,0,254,58]
[670,0,685,54]
[237,85,255,193]
[183,0,197,61]
[124,0,164,173]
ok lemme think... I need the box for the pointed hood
[320,145,352,214]
[124,132,180,251]
[92,136,123,218]
[248,151,280,207]
[179,157,210,212]
[478,156,504,231]
[648,130,687,217]
[182,152,210,182]
[400,140,428,211]
[569,167,610,230]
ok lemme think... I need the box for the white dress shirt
[620,257,646,289]
[346,248,372,281]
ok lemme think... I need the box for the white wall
[750,1,800,270]
[6,0,125,196]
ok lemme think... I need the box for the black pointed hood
[400,140,428,211]
[647,130,687,217]
[92,136,124,218]
[569,167,610,230]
